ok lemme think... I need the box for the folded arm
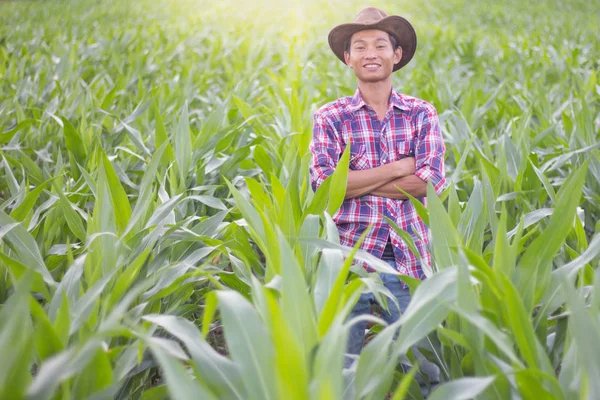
[353,105,447,200]
[345,157,416,199]
[310,103,446,201]
[369,174,427,198]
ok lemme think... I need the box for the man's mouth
[363,64,381,69]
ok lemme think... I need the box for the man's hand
[391,157,416,177]
[345,157,416,199]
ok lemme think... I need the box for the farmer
[309,6,446,378]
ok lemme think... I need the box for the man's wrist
[391,158,412,178]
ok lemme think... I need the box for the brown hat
[328,7,417,72]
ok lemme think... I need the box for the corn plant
[1,0,599,398]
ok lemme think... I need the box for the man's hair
[345,32,400,55]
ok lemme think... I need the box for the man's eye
[355,47,365,50]
[377,46,386,49]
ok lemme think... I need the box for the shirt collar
[348,89,366,112]
[348,87,410,112]
[389,87,410,111]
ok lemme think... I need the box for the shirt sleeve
[309,112,342,192]
[414,105,447,195]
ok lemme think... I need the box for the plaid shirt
[309,88,446,280]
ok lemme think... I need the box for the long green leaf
[217,290,277,400]
[174,102,192,183]
[516,161,588,311]
[0,210,55,285]
[327,142,350,216]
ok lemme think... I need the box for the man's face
[344,29,402,83]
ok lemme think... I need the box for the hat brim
[328,15,417,72]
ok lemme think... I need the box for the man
[309,7,446,374]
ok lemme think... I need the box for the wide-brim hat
[328,7,417,72]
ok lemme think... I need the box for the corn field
[0,0,599,398]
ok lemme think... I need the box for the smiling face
[343,29,402,84]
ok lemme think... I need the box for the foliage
[0,0,598,398]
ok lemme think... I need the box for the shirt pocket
[349,144,371,170]
[396,141,414,160]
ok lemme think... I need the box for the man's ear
[394,47,403,65]
[344,51,352,68]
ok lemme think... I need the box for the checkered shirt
[309,88,446,280]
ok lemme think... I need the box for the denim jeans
[345,259,440,392]
[346,262,412,358]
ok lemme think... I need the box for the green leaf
[428,376,496,400]
[304,172,332,217]
[501,274,553,374]
[457,180,485,252]
[355,319,402,399]
[310,316,348,399]
[225,179,266,248]
[382,214,422,262]
[313,248,344,316]
[53,292,71,347]
[514,370,562,400]
[123,143,166,236]
[108,248,151,308]
[396,267,456,355]
[3,152,44,186]
[298,214,320,280]
[426,182,461,270]
[140,385,169,400]
[0,252,50,299]
[153,99,175,168]
[553,232,600,279]
[70,267,118,334]
[100,150,132,234]
[144,314,245,399]
[318,229,368,337]
[143,193,183,229]
[71,347,114,399]
[0,210,55,285]
[9,178,53,221]
[217,290,277,400]
[447,304,522,366]
[391,364,421,400]
[187,195,227,211]
[53,180,87,242]
[392,185,430,226]
[529,159,557,203]
[253,144,274,176]
[61,117,87,166]
[48,254,85,321]
[174,102,192,183]
[0,119,34,145]
[146,339,217,400]
[2,154,21,197]
[516,161,588,311]
[278,230,318,356]
[30,297,64,361]
[327,142,350,216]
[0,274,33,400]
[100,84,118,110]
[560,275,600,398]
[191,210,229,237]
[265,290,309,400]
[29,341,117,397]
[493,208,521,278]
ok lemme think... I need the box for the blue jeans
[345,260,441,393]
[346,262,412,359]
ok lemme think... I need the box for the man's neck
[357,79,392,110]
